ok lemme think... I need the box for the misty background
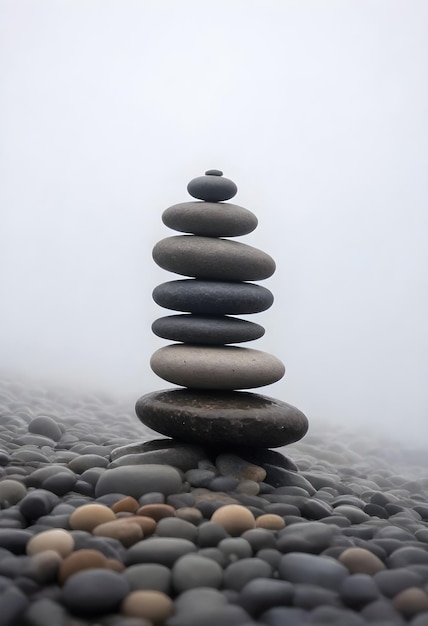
[1,1,427,443]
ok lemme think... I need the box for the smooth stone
[152,280,273,315]
[0,479,27,504]
[374,567,423,598]
[278,552,349,590]
[62,568,129,615]
[172,554,223,592]
[41,473,77,496]
[211,505,256,536]
[123,563,171,593]
[277,521,335,554]
[339,547,386,574]
[28,416,62,441]
[238,578,293,616]
[340,573,380,608]
[152,314,265,344]
[95,465,183,499]
[23,598,69,626]
[293,583,341,609]
[168,604,251,626]
[387,546,428,568]
[125,538,197,567]
[223,557,272,591]
[162,201,257,236]
[187,172,237,202]
[150,345,285,389]
[0,585,30,625]
[121,589,174,623]
[152,236,275,281]
[135,389,308,448]
[110,439,208,472]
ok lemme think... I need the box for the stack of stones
[136,170,308,449]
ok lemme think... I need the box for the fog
[1,1,427,443]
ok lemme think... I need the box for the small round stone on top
[187,171,237,202]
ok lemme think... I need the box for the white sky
[1,0,427,442]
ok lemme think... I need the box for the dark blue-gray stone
[61,568,129,615]
[94,464,183,498]
[0,585,30,625]
[152,280,273,315]
[152,314,265,344]
[123,563,171,593]
[135,389,309,448]
[238,578,293,616]
[125,537,197,567]
[340,573,380,608]
[162,201,257,237]
[278,552,348,590]
[277,521,335,554]
[187,171,237,202]
[152,236,275,281]
[223,557,272,591]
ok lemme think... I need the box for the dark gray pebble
[162,200,257,237]
[187,171,238,202]
[387,546,428,568]
[238,577,293,616]
[293,583,341,609]
[197,521,230,547]
[241,529,277,552]
[155,517,198,542]
[309,605,367,625]
[0,584,30,626]
[152,314,265,345]
[62,568,129,615]
[209,475,239,491]
[172,553,223,592]
[68,454,109,473]
[340,573,381,607]
[126,537,197,567]
[301,498,334,519]
[279,552,348,590]
[41,472,77,496]
[218,537,253,561]
[374,567,424,597]
[23,598,70,626]
[123,563,171,593]
[0,529,32,554]
[264,465,316,493]
[185,468,216,488]
[138,491,165,505]
[277,521,336,554]
[223,557,273,591]
[360,598,406,623]
[19,489,59,520]
[95,464,183,498]
[260,606,308,626]
[167,604,251,626]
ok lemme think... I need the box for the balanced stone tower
[136,170,308,448]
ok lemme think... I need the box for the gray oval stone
[162,201,257,237]
[187,172,237,202]
[152,314,265,345]
[278,552,349,590]
[135,389,308,448]
[125,537,197,567]
[94,464,183,498]
[152,281,273,315]
[172,554,223,592]
[150,345,285,389]
[152,236,275,281]
[62,568,129,615]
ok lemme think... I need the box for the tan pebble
[58,549,108,585]
[93,520,143,547]
[394,587,428,618]
[121,515,157,537]
[121,590,174,623]
[69,503,116,532]
[211,504,256,536]
[175,507,203,525]
[137,504,175,521]
[112,496,139,514]
[255,514,285,530]
[194,492,239,506]
[338,547,385,575]
[106,558,126,572]
[27,529,74,557]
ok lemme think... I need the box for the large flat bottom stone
[135,389,308,448]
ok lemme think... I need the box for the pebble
[152,313,265,344]
[69,503,116,531]
[95,464,183,498]
[211,504,255,536]
[223,556,272,590]
[172,553,223,592]
[28,416,62,441]
[61,568,129,615]
[58,548,109,584]
[153,279,273,315]
[278,552,349,590]
[136,389,308,447]
[125,538,197,567]
[162,201,257,236]
[0,479,27,504]
[151,344,284,389]
[187,170,238,202]
[121,589,174,622]
[27,529,74,557]
[153,235,275,281]
[277,520,335,553]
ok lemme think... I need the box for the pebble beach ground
[1,377,428,625]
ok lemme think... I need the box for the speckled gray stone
[152,236,275,281]
[162,201,257,237]
[153,280,273,315]
[135,389,308,448]
[152,314,265,344]
[150,345,285,389]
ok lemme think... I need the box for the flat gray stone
[135,389,309,448]
[150,345,285,389]
[187,171,237,202]
[152,314,265,344]
[153,281,273,316]
[278,552,349,590]
[162,201,257,237]
[94,464,183,498]
[152,236,275,281]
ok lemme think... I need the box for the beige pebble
[93,520,143,547]
[394,587,428,618]
[338,547,385,575]
[112,496,139,514]
[58,549,108,584]
[175,507,203,525]
[211,504,256,536]
[69,503,116,532]
[137,504,175,521]
[122,590,174,623]
[255,514,285,530]
[27,529,74,557]
[121,515,157,537]
[106,558,126,572]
